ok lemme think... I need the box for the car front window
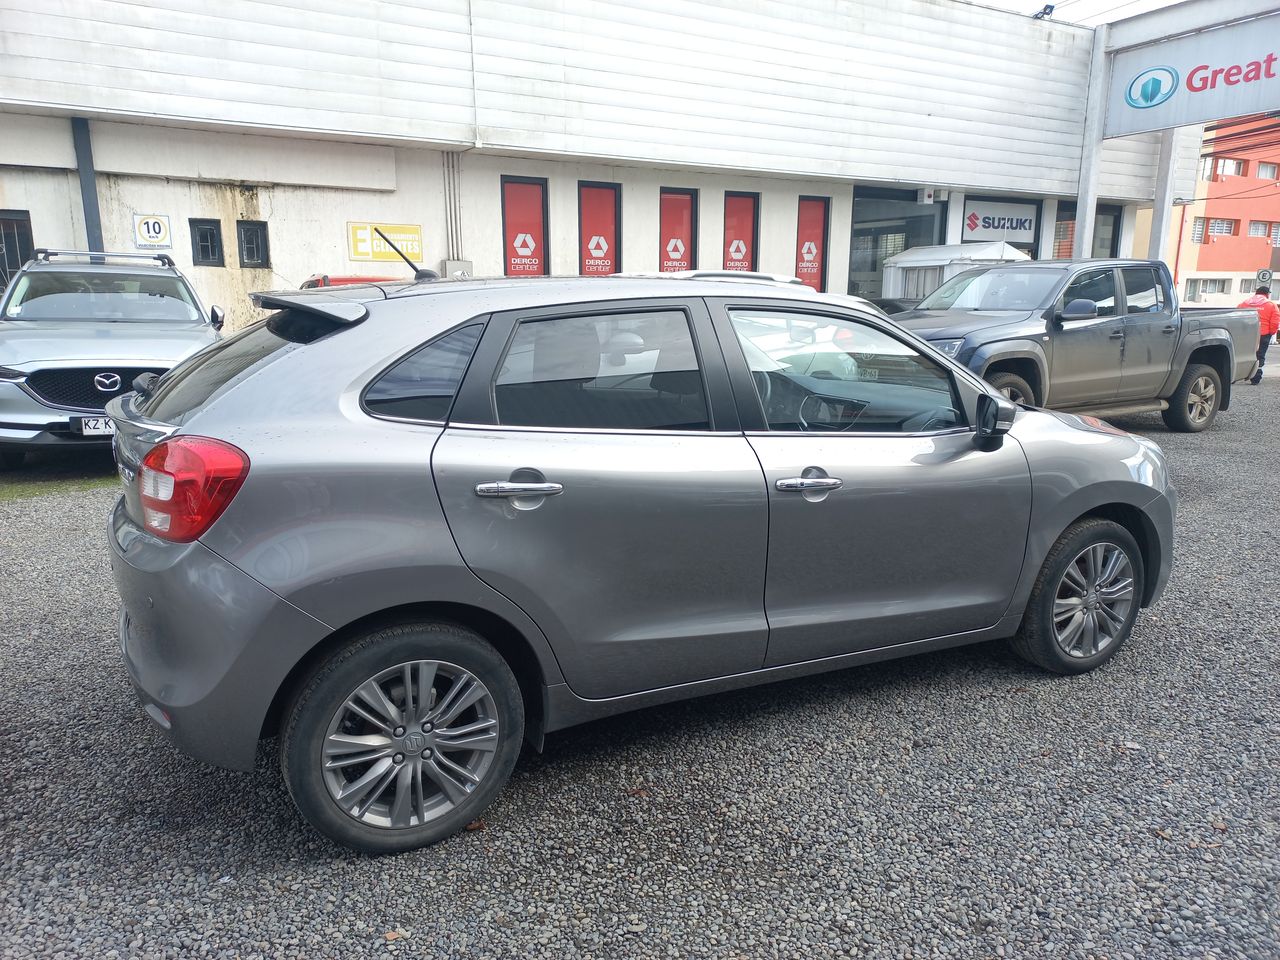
[3,272,201,322]
[919,269,1065,311]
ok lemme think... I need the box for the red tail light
[138,437,249,542]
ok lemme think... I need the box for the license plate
[77,416,116,437]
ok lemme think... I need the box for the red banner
[723,193,758,271]
[503,179,547,276]
[579,183,620,275]
[795,197,829,291]
[659,190,695,271]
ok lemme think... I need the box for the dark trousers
[1255,334,1272,381]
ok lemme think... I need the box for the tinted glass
[143,318,299,424]
[1121,267,1164,313]
[494,311,709,430]
[729,310,964,433]
[918,268,1064,311]
[365,324,482,422]
[4,272,200,322]
[1062,269,1117,317]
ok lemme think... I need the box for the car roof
[20,262,183,275]
[978,258,1154,269]
[254,275,881,318]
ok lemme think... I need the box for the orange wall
[1198,118,1280,274]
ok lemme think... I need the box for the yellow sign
[347,222,424,262]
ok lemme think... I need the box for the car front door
[1047,267,1124,408]
[712,300,1033,666]
[1116,265,1179,400]
[431,298,770,700]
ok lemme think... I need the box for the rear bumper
[108,498,331,770]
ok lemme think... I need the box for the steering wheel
[901,406,961,433]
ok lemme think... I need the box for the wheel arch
[1184,342,1233,410]
[261,601,552,750]
[975,343,1047,405]
[1072,502,1163,607]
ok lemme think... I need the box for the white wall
[0,0,1173,202]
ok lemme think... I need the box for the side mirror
[975,392,1018,442]
[209,305,225,331]
[1057,298,1098,323]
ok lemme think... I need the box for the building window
[1191,217,1206,243]
[189,219,224,266]
[849,187,946,297]
[1249,221,1270,237]
[1242,279,1256,294]
[0,209,34,288]
[1203,279,1228,295]
[1185,279,1199,301]
[659,188,697,271]
[236,220,270,268]
[1258,162,1278,180]
[1272,223,1280,247]
[1215,158,1247,178]
[1208,218,1237,237]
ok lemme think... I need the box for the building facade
[1135,117,1280,307]
[0,0,1197,326]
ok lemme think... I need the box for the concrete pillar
[70,118,103,252]
[1073,25,1109,259]
[1118,204,1139,257]
[1145,129,1179,265]
[944,191,966,244]
[1038,198,1059,260]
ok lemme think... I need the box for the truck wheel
[986,372,1037,406]
[1010,518,1144,675]
[1161,363,1221,432]
[281,621,524,854]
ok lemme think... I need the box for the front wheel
[281,622,524,854]
[1161,363,1221,432]
[1010,518,1144,675]
[985,371,1037,407]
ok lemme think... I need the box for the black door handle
[1162,325,1176,334]
[1109,330,1125,340]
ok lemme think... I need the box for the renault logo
[1125,66,1179,109]
[94,372,122,392]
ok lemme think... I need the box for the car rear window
[141,315,303,424]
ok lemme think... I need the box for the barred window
[1249,221,1270,238]
[1191,218,1206,243]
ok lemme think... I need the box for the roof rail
[33,248,177,268]
[669,270,806,285]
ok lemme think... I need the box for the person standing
[1239,285,1280,384]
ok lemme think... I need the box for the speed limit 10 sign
[133,214,172,250]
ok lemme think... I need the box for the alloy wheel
[321,660,500,829]
[1000,386,1026,403]
[1052,542,1135,659]
[1187,375,1216,425]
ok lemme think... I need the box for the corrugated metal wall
[0,0,1178,200]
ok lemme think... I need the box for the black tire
[0,450,25,471]
[986,371,1037,406]
[1161,362,1221,432]
[1009,518,1144,675]
[281,621,524,854]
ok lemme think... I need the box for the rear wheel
[1010,518,1143,675]
[986,371,1037,406]
[0,450,25,471]
[281,622,523,853]
[1161,363,1220,432]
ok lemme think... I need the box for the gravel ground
[1,388,1278,960]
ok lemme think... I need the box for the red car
[300,274,399,289]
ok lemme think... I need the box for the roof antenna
[374,227,439,281]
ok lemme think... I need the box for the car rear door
[1115,266,1179,400]
[1047,267,1124,407]
[711,298,1033,666]
[431,297,770,700]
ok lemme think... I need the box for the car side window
[1121,267,1165,314]
[365,324,483,422]
[728,310,965,434]
[494,310,710,431]
[1062,269,1118,317]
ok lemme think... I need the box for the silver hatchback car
[107,275,1174,853]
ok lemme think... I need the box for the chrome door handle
[776,477,843,492]
[475,481,564,498]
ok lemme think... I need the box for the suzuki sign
[962,200,1038,244]
[1106,18,1280,137]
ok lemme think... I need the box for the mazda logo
[93,372,122,392]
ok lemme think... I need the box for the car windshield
[919,268,1065,312]
[2,272,201,322]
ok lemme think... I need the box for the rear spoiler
[250,290,373,325]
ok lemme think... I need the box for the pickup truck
[893,258,1259,431]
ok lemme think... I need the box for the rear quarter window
[363,324,483,422]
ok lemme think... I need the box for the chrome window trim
[447,421,743,438]
[743,426,976,440]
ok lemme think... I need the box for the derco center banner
[1106,17,1280,137]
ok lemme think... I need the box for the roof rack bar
[673,270,806,285]
[33,248,176,268]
